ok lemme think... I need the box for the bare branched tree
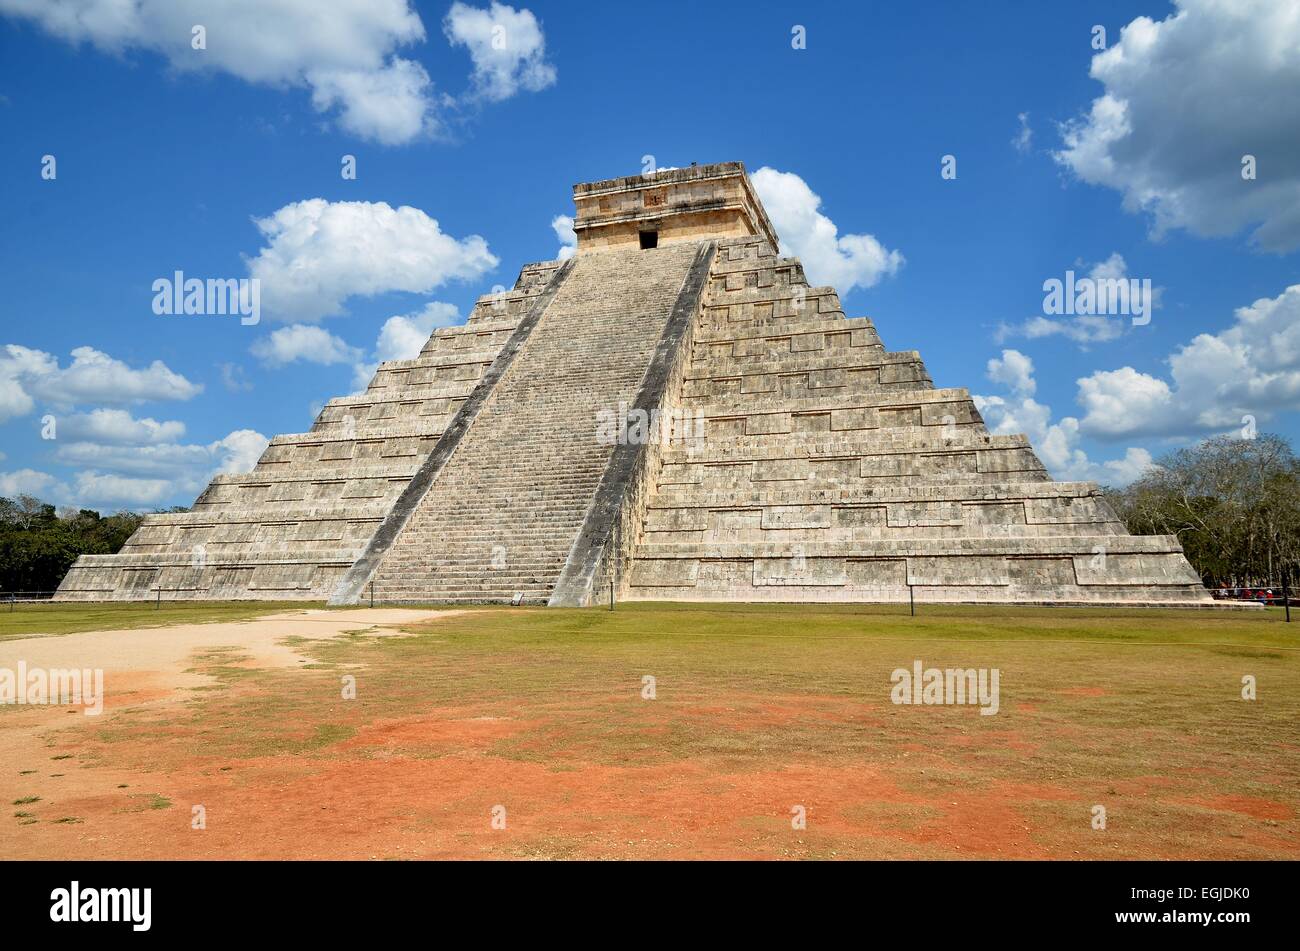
[1105,433,1300,587]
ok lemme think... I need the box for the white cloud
[59,408,186,445]
[985,349,1036,396]
[49,427,269,508]
[1001,314,1126,346]
[997,254,1160,346]
[1075,368,1175,438]
[0,0,438,145]
[751,167,903,293]
[0,340,266,507]
[444,2,556,102]
[0,346,54,422]
[1077,283,1300,440]
[211,429,270,475]
[551,214,576,260]
[55,442,218,480]
[70,471,175,508]
[374,301,460,361]
[350,300,462,393]
[307,57,437,145]
[0,344,201,421]
[0,468,57,499]
[219,362,253,393]
[246,199,497,322]
[251,324,363,367]
[1054,0,1300,251]
[1012,112,1033,154]
[974,348,1154,486]
[351,362,379,395]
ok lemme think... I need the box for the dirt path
[1,609,455,685]
[0,608,461,857]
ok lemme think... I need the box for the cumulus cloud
[250,324,363,367]
[246,199,497,322]
[348,300,462,393]
[997,253,1160,346]
[69,471,175,508]
[974,349,1154,486]
[0,338,271,508]
[551,214,576,260]
[307,57,437,145]
[211,428,270,475]
[0,344,201,421]
[1,423,268,509]
[59,409,186,445]
[444,1,556,102]
[51,427,268,507]
[751,167,903,293]
[374,301,460,361]
[985,349,1036,396]
[0,468,57,499]
[1054,0,1300,250]
[0,348,40,418]
[0,0,439,145]
[1076,283,1300,440]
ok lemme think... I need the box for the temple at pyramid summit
[55,163,1213,606]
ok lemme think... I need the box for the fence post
[369,580,374,609]
[909,584,915,617]
[609,579,614,612]
[1284,567,1292,623]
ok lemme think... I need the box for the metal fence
[1,591,58,611]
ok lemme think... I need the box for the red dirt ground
[3,608,1297,860]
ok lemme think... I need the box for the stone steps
[622,232,1210,606]
[54,255,571,601]
[368,241,706,602]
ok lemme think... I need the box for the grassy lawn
[6,599,1293,859]
[0,600,316,639]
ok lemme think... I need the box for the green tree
[0,496,154,593]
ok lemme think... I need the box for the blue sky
[2,0,1299,510]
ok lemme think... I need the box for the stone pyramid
[56,163,1211,606]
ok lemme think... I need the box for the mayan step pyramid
[55,163,1211,606]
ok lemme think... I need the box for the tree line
[0,496,151,594]
[1104,433,1300,589]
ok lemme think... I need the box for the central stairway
[366,242,705,603]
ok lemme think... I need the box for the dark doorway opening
[639,230,658,250]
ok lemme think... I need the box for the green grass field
[0,600,322,639]
[3,600,1297,859]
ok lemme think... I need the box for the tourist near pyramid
[55,163,1212,606]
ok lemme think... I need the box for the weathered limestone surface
[57,163,1213,606]
[624,234,1209,605]
[365,241,705,603]
[53,263,565,601]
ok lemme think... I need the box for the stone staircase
[53,262,566,601]
[365,242,706,603]
[624,236,1211,605]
